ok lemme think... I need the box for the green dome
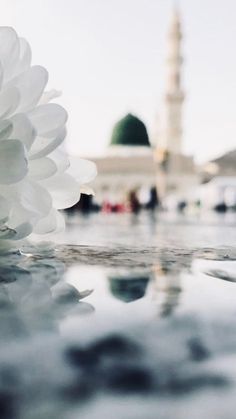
[110,114,150,147]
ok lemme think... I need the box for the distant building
[92,114,157,206]
[198,177,236,210]
[89,7,198,208]
[199,150,236,209]
[202,149,236,181]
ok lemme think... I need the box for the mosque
[91,7,197,209]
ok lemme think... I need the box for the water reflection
[107,265,183,317]
[0,249,236,419]
[108,270,151,303]
[0,252,95,341]
[66,262,185,322]
[1,245,215,339]
[2,240,236,419]
[192,258,236,285]
[153,263,182,317]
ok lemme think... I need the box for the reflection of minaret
[161,6,185,155]
[152,262,182,318]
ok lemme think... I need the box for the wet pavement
[1,212,236,418]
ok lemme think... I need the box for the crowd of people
[65,187,160,216]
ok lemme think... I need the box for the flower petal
[10,113,36,150]
[0,86,20,118]
[34,208,65,235]
[11,65,48,112]
[0,27,20,83]
[0,61,4,91]
[0,119,13,141]
[1,179,52,220]
[67,157,97,184]
[5,200,35,239]
[28,157,57,181]
[0,195,10,224]
[39,89,61,105]
[10,222,33,240]
[28,103,67,137]
[40,173,80,209]
[29,127,66,160]
[17,179,52,217]
[49,149,70,173]
[12,37,32,79]
[7,205,34,240]
[0,140,27,184]
[33,208,57,235]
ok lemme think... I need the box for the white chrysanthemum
[0,27,97,247]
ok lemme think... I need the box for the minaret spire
[172,0,180,22]
[155,5,196,200]
[160,4,185,154]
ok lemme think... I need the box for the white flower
[0,27,97,247]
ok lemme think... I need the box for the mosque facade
[91,7,197,208]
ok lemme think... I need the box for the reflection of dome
[109,275,150,303]
[110,114,150,147]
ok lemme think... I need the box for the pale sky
[1,0,236,163]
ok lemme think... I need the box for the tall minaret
[159,6,185,155]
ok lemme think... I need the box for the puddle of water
[64,259,236,325]
[60,258,236,419]
[1,215,236,418]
